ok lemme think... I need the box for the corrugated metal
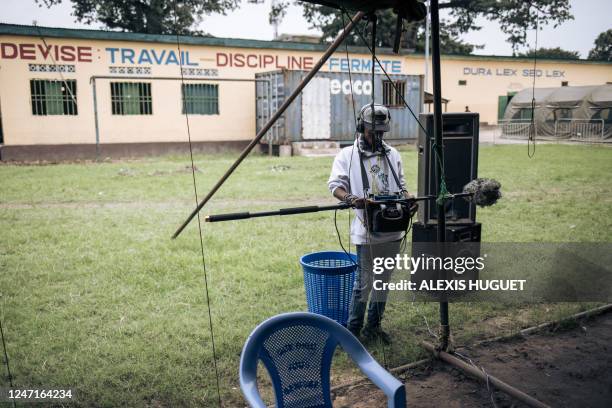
[302,77,331,139]
[256,70,422,143]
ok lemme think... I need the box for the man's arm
[333,187,349,202]
[328,151,367,209]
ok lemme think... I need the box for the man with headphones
[328,103,415,344]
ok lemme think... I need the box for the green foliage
[518,47,580,60]
[0,145,610,406]
[588,29,612,61]
[35,0,240,34]
[301,6,476,54]
[296,0,573,54]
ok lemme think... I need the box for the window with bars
[110,82,152,115]
[182,84,219,115]
[30,79,78,115]
[518,108,534,120]
[554,108,572,121]
[382,80,406,107]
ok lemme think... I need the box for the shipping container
[256,70,423,145]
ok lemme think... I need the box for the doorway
[498,91,517,120]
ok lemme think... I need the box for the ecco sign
[330,79,373,95]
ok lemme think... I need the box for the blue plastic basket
[300,251,358,326]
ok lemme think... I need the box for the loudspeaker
[411,222,482,297]
[417,113,479,225]
[411,222,481,243]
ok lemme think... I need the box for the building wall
[1,26,611,152]
[410,57,612,123]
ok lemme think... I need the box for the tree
[34,0,240,35]
[289,0,573,54]
[518,47,580,60]
[299,6,476,54]
[588,29,612,62]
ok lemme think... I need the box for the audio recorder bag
[359,151,412,233]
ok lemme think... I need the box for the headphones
[356,104,391,133]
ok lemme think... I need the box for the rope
[0,318,17,408]
[172,2,222,406]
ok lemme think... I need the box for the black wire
[340,10,359,260]
[172,2,222,406]
[399,215,413,254]
[341,11,359,128]
[345,11,448,185]
[364,13,388,369]
[334,209,358,267]
[335,12,389,367]
[344,10,430,138]
[0,318,17,408]
[528,6,539,158]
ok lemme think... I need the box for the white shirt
[328,138,409,245]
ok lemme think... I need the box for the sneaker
[362,325,392,345]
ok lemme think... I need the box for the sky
[1,0,610,58]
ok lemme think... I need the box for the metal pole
[268,79,273,156]
[422,342,551,408]
[430,0,450,350]
[172,11,366,239]
[371,13,377,136]
[91,78,100,161]
[424,0,430,97]
[90,76,268,83]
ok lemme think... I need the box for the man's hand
[343,194,369,209]
[402,190,419,217]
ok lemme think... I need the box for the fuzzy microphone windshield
[462,178,502,207]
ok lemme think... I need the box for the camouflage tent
[503,85,612,140]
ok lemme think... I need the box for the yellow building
[0,23,610,160]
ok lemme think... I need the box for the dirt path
[334,311,612,407]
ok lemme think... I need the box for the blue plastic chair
[239,312,406,408]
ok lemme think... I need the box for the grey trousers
[347,240,401,331]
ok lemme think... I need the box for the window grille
[182,83,219,115]
[110,82,152,115]
[382,80,406,107]
[30,79,77,115]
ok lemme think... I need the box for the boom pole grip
[279,206,321,215]
[205,212,251,223]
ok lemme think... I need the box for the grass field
[1,144,611,407]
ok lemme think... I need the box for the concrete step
[292,141,341,157]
